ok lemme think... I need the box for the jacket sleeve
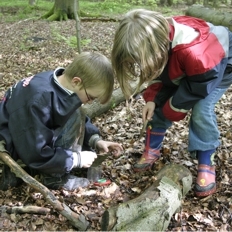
[83,116,100,150]
[143,80,163,102]
[144,55,228,122]
[162,63,227,121]
[8,95,74,176]
[143,80,178,107]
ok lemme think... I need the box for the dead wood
[0,150,89,231]
[101,163,193,231]
[0,82,146,230]
[186,5,232,31]
[6,205,51,215]
[80,17,118,22]
[82,82,147,119]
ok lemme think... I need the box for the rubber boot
[134,126,165,172]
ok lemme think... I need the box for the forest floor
[0,5,232,231]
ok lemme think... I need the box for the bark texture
[41,0,76,21]
[186,5,232,31]
[101,163,193,231]
[41,0,102,21]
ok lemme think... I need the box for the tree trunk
[101,163,193,231]
[29,0,37,6]
[41,0,102,21]
[186,5,232,31]
[41,0,76,21]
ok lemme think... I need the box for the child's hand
[96,140,123,157]
[79,151,97,168]
[142,101,155,122]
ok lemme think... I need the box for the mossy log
[186,5,232,31]
[101,163,193,231]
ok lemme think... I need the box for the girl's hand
[142,101,155,122]
[96,140,123,157]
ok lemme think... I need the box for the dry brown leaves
[0,16,231,231]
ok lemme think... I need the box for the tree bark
[186,5,232,31]
[41,0,103,21]
[41,0,76,21]
[101,163,193,231]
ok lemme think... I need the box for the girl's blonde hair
[64,52,114,104]
[111,9,170,98]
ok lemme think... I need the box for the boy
[111,9,232,197]
[0,52,123,191]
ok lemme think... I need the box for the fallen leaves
[0,15,231,232]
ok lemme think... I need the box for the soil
[0,7,232,231]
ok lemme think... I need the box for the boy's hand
[142,101,155,122]
[79,151,97,168]
[96,140,123,157]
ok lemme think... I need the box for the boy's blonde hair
[111,9,170,98]
[64,52,114,104]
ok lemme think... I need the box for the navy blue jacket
[0,69,99,175]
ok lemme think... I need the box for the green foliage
[51,28,92,48]
[80,0,158,15]
[0,0,204,22]
[0,0,53,10]
[0,0,53,22]
[67,36,92,48]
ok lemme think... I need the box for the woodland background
[0,0,232,231]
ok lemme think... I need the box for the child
[0,52,123,191]
[111,9,232,197]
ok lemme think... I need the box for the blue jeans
[152,76,232,153]
[188,86,228,151]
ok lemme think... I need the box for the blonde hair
[64,52,114,104]
[111,9,170,98]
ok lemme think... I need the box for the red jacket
[143,16,232,121]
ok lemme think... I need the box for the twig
[0,149,89,230]
[6,205,51,215]
[139,119,148,140]
[199,194,212,202]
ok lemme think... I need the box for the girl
[111,9,232,197]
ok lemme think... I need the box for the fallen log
[101,163,192,231]
[0,81,147,230]
[186,5,232,31]
[82,82,147,119]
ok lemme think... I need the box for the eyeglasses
[83,84,91,101]
[82,82,96,102]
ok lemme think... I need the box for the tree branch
[0,151,89,231]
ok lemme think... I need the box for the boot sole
[133,163,154,172]
[195,186,216,197]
